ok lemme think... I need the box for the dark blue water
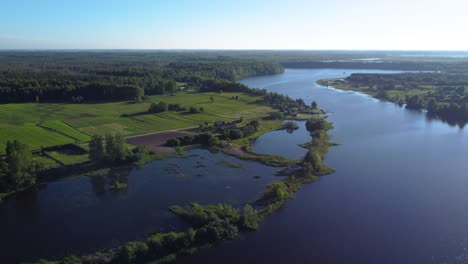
[252,120,309,160]
[180,69,468,264]
[0,149,282,263]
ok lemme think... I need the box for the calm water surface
[252,120,308,160]
[180,69,468,264]
[0,149,282,262]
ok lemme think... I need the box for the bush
[303,149,323,172]
[63,255,82,264]
[249,120,260,130]
[225,129,243,139]
[198,133,220,147]
[194,219,239,244]
[242,124,257,137]
[166,133,220,148]
[149,101,168,113]
[168,103,183,111]
[119,241,149,263]
[166,138,181,147]
[283,121,299,130]
[259,181,293,204]
[189,106,200,114]
[305,117,332,132]
[128,146,151,162]
[241,204,260,230]
[270,112,284,120]
[134,96,143,104]
[170,203,240,228]
[146,230,195,257]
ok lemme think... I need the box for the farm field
[0,124,75,153]
[46,150,89,166]
[0,92,274,154]
[39,120,92,142]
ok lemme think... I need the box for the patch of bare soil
[126,130,193,154]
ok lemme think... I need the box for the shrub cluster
[166,133,220,148]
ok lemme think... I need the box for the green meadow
[0,92,273,154]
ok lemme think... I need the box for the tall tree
[105,134,115,161]
[113,133,126,162]
[165,80,177,95]
[5,140,36,190]
[89,135,104,162]
[311,101,318,109]
[0,160,9,192]
[104,133,126,162]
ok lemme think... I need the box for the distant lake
[180,68,468,264]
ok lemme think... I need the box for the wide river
[1,68,467,264]
[180,68,468,264]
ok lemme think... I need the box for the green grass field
[33,154,61,169]
[0,92,274,154]
[40,120,91,142]
[0,124,75,153]
[46,151,89,166]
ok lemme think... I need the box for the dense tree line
[167,61,284,81]
[345,73,468,126]
[282,61,448,71]
[347,72,468,90]
[0,52,283,103]
[166,133,220,148]
[263,91,311,113]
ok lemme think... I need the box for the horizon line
[0,48,468,52]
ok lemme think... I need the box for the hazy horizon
[2,0,468,50]
[1,49,468,52]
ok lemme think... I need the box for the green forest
[0,51,283,103]
[321,72,468,127]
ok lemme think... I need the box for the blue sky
[1,0,467,50]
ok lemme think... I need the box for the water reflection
[90,175,107,197]
[425,111,467,129]
[15,187,38,218]
[0,148,282,263]
[252,120,309,160]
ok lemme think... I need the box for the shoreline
[317,78,467,127]
[0,91,276,201]
[34,114,335,264]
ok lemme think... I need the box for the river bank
[317,75,468,128]
[178,68,467,264]
[34,114,335,264]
